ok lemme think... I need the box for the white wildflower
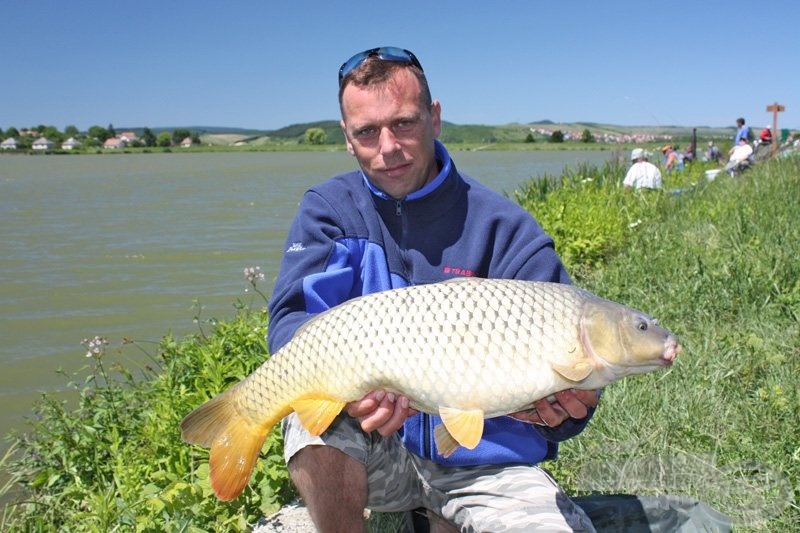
[81,336,109,359]
[244,266,265,285]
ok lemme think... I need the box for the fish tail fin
[181,389,276,501]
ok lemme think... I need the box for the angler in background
[705,141,723,163]
[733,117,751,146]
[266,46,599,532]
[661,144,684,175]
[725,137,754,175]
[623,148,662,190]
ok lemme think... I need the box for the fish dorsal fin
[552,360,594,382]
[290,398,347,436]
[437,406,485,453]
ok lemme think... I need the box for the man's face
[340,68,442,200]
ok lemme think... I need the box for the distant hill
[119,121,737,147]
[116,126,269,136]
[266,120,345,144]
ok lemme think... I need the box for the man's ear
[431,100,442,138]
[340,120,355,155]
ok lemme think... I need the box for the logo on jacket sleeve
[286,242,306,253]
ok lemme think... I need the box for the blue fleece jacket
[267,141,594,466]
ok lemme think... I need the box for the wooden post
[766,102,785,157]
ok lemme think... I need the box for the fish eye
[637,320,648,332]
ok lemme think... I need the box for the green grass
[541,155,800,530]
[2,154,798,531]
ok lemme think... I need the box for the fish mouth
[660,338,682,365]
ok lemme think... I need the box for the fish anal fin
[434,424,460,458]
[552,360,594,382]
[438,406,484,451]
[291,398,347,436]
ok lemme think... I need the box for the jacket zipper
[423,413,432,457]
[396,199,409,250]
[396,197,430,456]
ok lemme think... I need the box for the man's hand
[345,390,419,437]
[510,389,599,428]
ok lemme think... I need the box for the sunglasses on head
[338,47,423,86]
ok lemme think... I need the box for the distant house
[32,137,55,150]
[119,131,137,143]
[61,137,82,150]
[1,138,17,150]
[103,137,127,149]
[180,137,193,148]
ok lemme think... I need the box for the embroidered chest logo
[286,242,306,253]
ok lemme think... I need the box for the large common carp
[181,278,681,500]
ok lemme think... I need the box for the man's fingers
[509,408,547,426]
[376,395,410,437]
[357,392,396,433]
[553,390,589,419]
[345,390,385,418]
[533,397,569,427]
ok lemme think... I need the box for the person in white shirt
[724,137,754,175]
[623,148,662,190]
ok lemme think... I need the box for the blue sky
[2,1,798,132]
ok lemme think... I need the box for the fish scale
[181,277,681,501]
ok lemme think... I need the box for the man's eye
[356,127,376,138]
[394,120,415,131]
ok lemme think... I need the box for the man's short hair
[338,58,432,111]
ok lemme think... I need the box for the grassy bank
[535,156,800,530]
[2,155,798,531]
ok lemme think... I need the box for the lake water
[0,149,611,443]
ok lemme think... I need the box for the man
[267,46,599,532]
[732,117,751,148]
[759,125,772,144]
[660,144,683,174]
[623,148,662,190]
[725,137,753,175]
[705,141,722,163]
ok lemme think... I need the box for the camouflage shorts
[282,413,595,532]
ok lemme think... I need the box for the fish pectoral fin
[437,406,484,452]
[552,360,594,382]
[290,398,347,436]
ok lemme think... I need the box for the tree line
[0,123,201,149]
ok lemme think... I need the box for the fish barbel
[181,278,681,500]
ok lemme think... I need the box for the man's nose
[378,127,401,155]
